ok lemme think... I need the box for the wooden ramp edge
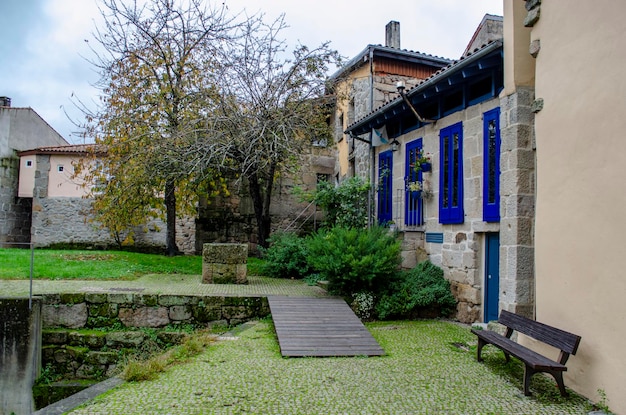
[268,296,385,357]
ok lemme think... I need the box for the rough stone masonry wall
[30,154,196,253]
[0,155,32,244]
[413,98,501,323]
[40,292,269,380]
[196,146,333,253]
[348,74,421,183]
[498,86,536,318]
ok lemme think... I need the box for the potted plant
[406,180,422,196]
[412,149,432,173]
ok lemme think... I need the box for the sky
[0,0,503,144]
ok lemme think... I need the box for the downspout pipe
[368,47,375,228]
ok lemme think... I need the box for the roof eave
[329,45,453,81]
[345,40,503,135]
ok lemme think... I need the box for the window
[405,138,424,226]
[337,113,344,142]
[316,173,330,184]
[439,122,464,224]
[483,108,501,222]
[378,151,393,224]
[25,160,33,167]
[57,165,64,172]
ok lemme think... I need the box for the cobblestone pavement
[3,276,592,414]
[0,274,327,298]
[64,320,591,415]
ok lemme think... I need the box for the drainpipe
[368,47,375,228]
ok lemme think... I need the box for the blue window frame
[439,122,464,224]
[483,108,501,222]
[405,139,424,226]
[378,151,393,224]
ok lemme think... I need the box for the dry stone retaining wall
[40,292,269,381]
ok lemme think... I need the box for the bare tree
[200,14,341,248]
[79,0,340,252]
[80,0,237,255]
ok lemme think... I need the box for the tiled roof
[345,39,503,134]
[329,44,453,81]
[18,143,106,156]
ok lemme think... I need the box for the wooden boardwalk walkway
[268,296,385,357]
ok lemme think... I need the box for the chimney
[0,97,11,107]
[385,21,401,49]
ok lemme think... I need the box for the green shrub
[260,232,312,279]
[376,261,457,320]
[307,226,401,296]
[314,177,370,229]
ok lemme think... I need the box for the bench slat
[498,310,581,355]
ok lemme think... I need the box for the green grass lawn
[0,249,266,280]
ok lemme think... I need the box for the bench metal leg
[523,366,535,396]
[551,371,568,397]
[523,368,569,397]
[476,338,486,362]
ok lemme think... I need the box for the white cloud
[1,0,503,143]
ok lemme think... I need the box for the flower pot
[420,162,431,172]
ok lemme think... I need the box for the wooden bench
[471,310,581,396]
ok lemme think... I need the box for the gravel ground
[65,320,591,415]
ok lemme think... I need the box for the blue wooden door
[378,151,393,224]
[484,233,500,322]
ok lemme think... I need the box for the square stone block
[202,243,248,284]
[202,243,247,264]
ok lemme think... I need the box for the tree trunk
[247,163,276,249]
[164,178,180,256]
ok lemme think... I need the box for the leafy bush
[351,291,376,320]
[376,261,457,320]
[260,232,312,279]
[307,226,401,296]
[314,177,370,229]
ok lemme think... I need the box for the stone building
[0,98,69,245]
[14,138,334,254]
[328,21,451,188]
[17,144,197,253]
[345,33,509,325]
[347,3,626,410]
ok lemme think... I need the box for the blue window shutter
[483,108,501,222]
[439,122,464,224]
[405,139,423,226]
[378,151,393,224]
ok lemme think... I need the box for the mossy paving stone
[65,320,589,415]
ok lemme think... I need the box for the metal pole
[29,243,34,310]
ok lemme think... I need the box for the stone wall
[39,292,268,385]
[196,147,333,253]
[40,292,269,330]
[390,98,502,323]
[498,86,536,318]
[0,155,31,244]
[30,154,196,253]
